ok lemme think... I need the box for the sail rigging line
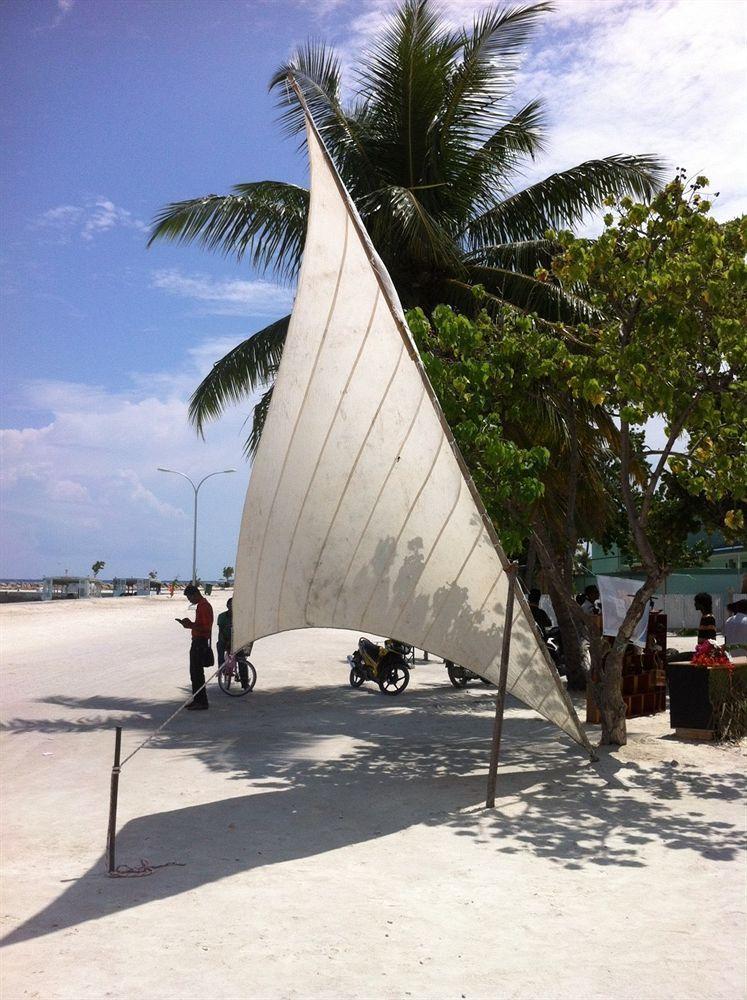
[302,339,406,626]
[275,290,382,632]
[249,213,351,638]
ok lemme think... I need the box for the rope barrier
[109,859,186,879]
[106,662,223,875]
[118,667,220,769]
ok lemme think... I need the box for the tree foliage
[411,175,745,743]
[149,0,663,455]
[551,174,746,563]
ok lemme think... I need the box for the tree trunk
[548,580,586,690]
[592,642,628,745]
[524,538,537,591]
[593,573,663,746]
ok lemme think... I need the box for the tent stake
[106,726,122,873]
[486,563,518,807]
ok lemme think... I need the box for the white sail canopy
[233,105,590,750]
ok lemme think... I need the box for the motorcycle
[444,620,565,688]
[347,637,411,695]
[444,660,492,688]
[384,638,416,664]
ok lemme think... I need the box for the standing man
[176,583,214,711]
[527,588,552,631]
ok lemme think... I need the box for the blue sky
[1,0,745,579]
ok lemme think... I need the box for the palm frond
[363,184,462,269]
[465,154,666,245]
[359,0,458,188]
[188,315,289,436]
[270,41,343,138]
[245,384,274,460]
[478,98,548,167]
[465,237,557,272]
[148,183,309,282]
[465,264,601,322]
[442,4,551,137]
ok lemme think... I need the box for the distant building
[112,578,150,596]
[41,576,102,600]
[587,534,745,630]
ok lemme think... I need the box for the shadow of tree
[2,680,744,948]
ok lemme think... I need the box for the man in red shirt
[176,584,214,710]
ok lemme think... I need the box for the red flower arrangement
[690,640,732,668]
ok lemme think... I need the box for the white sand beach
[1,595,745,1000]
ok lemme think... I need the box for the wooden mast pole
[486,563,518,807]
[106,726,122,873]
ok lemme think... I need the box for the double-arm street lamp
[157,467,236,584]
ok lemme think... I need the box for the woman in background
[694,592,717,644]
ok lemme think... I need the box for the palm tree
[149,0,664,455]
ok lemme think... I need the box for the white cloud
[37,197,147,242]
[151,268,294,317]
[326,0,747,223]
[47,478,90,503]
[57,0,75,11]
[118,470,186,519]
[0,349,254,579]
[515,0,747,221]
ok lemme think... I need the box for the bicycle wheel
[218,658,256,697]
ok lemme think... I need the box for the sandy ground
[0,595,745,1000]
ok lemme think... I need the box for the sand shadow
[2,683,745,947]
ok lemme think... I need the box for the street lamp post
[157,467,236,584]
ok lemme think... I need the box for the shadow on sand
[2,681,745,947]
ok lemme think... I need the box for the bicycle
[218,649,257,697]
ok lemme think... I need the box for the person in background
[527,588,552,631]
[217,597,233,666]
[216,596,252,689]
[581,584,600,615]
[175,583,214,711]
[724,598,747,657]
[694,592,717,644]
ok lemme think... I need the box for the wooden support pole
[106,726,122,873]
[486,563,518,808]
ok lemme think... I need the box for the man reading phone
[175,584,214,710]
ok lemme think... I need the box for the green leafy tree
[409,302,620,690]
[549,175,746,744]
[222,565,235,586]
[149,0,663,456]
[91,561,105,577]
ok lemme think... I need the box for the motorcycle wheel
[349,666,365,688]
[378,663,409,695]
[446,662,469,688]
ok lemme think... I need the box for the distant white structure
[112,578,150,597]
[41,577,102,601]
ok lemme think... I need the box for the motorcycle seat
[359,637,381,660]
